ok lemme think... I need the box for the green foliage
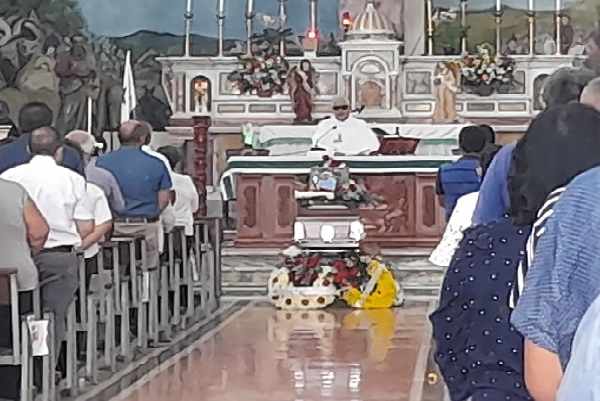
[434,22,463,54]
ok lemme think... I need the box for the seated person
[435,125,487,220]
[310,96,380,156]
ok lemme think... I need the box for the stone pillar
[192,116,211,216]
[403,0,425,56]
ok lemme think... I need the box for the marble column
[193,116,211,216]
[404,0,425,56]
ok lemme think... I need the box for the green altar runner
[220,155,457,248]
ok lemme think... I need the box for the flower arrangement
[267,246,404,310]
[456,44,516,95]
[226,54,289,96]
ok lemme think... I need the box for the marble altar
[220,155,456,248]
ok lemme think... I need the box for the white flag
[120,50,137,123]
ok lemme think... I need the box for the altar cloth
[220,155,458,200]
[258,124,466,157]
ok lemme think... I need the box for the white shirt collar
[30,155,58,166]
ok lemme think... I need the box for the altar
[221,155,456,248]
[257,123,464,156]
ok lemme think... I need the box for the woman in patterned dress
[430,103,600,401]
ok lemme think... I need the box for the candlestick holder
[493,10,503,55]
[460,0,469,54]
[526,10,536,55]
[245,11,254,55]
[184,10,194,56]
[555,10,562,55]
[426,0,434,55]
[217,11,225,57]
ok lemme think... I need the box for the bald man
[1,126,94,366]
[66,130,125,212]
[580,77,600,112]
[96,120,172,271]
[310,96,380,156]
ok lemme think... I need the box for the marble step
[220,249,444,300]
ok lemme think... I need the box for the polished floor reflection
[118,301,448,401]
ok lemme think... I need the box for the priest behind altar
[310,96,381,156]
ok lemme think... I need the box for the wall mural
[432,0,600,56]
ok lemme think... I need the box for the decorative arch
[190,75,212,114]
[350,56,390,110]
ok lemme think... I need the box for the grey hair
[541,67,597,108]
[65,130,96,154]
[581,76,600,97]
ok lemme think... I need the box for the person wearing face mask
[310,96,380,156]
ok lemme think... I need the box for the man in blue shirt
[96,120,172,270]
[0,102,84,175]
[436,126,487,220]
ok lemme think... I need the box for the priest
[310,97,380,156]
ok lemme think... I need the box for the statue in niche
[192,77,210,113]
[360,80,383,108]
[432,61,459,123]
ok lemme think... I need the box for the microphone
[311,125,338,150]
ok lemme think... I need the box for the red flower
[322,155,330,161]
[330,160,341,168]
[348,183,357,191]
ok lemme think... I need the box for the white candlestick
[555,0,560,11]
[247,0,253,14]
[87,97,92,134]
[528,0,533,10]
[218,0,224,13]
[186,0,192,13]
[496,0,501,11]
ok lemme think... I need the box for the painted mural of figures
[432,61,459,124]
[286,66,313,123]
[338,0,403,38]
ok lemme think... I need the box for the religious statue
[193,79,209,113]
[286,63,313,123]
[432,61,459,123]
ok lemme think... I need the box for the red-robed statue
[287,67,313,123]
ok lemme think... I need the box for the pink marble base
[120,302,447,401]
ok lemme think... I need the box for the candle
[186,0,192,13]
[528,0,533,10]
[218,0,224,14]
[555,0,560,11]
[87,97,92,134]
[496,0,501,11]
[247,0,253,14]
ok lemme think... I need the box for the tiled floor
[117,301,448,401]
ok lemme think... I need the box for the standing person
[429,144,501,267]
[472,67,596,225]
[157,146,199,236]
[95,120,172,278]
[0,102,84,175]
[310,97,380,156]
[430,103,600,401]
[65,130,125,212]
[435,125,487,220]
[0,127,94,370]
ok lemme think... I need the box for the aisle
[115,301,447,401]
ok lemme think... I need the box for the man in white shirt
[310,96,380,156]
[0,127,94,364]
[140,121,175,253]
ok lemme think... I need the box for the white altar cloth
[258,124,466,156]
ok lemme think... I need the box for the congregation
[0,102,201,400]
[430,68,600,401]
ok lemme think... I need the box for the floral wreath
[267,246,404,309]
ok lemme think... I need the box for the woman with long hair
[430,103,600,401]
